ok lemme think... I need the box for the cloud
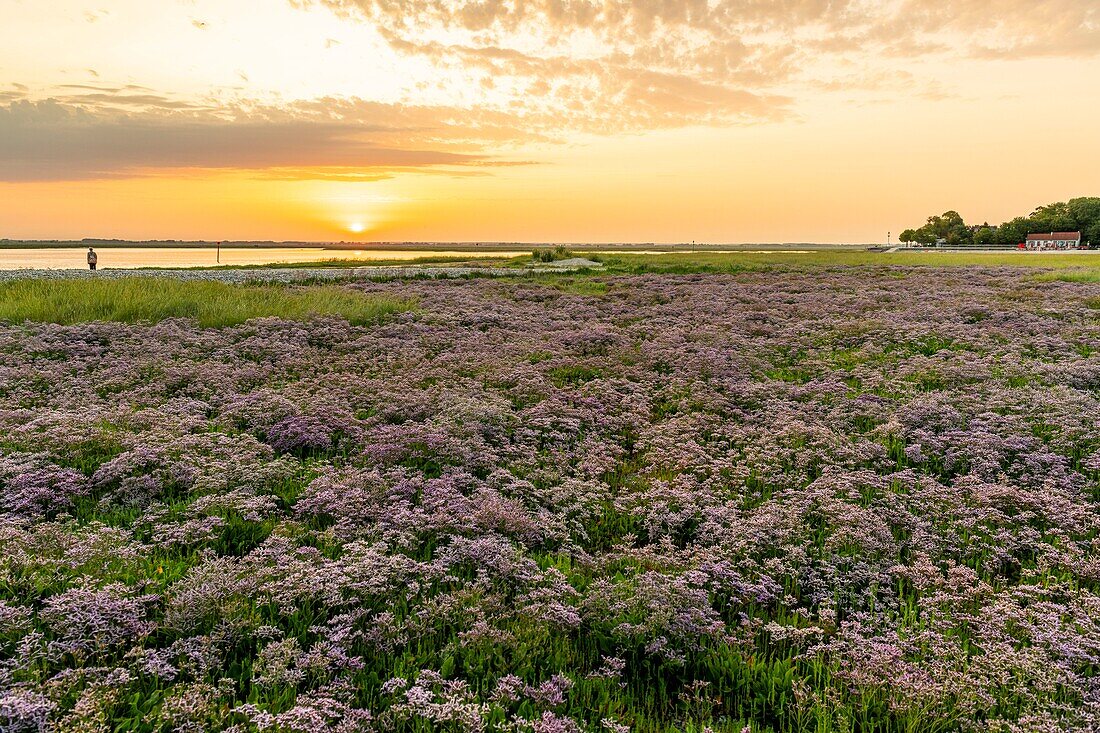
[257,162,532,182]
[297,0,799,132]
[258,168,396,182]
[302,0,1100,122]
[0,98,519,182]
[51,90,208,111]
[0,85,28,104]
[312,0,1100,59]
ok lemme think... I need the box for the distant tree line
[899,197,1100,247]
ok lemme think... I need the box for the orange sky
[2,0,1099,243]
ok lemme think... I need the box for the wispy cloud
[313,0,1100,59]
[305,0,1100,113]
[0,98,523,182]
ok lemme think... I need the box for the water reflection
[0,248,529,270]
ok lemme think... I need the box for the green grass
[550,279,610,296]
[1033,268,1100,283]
[0,278,415,327]
[194,249,1100,275]
[590,250,1100,274]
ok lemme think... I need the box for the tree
[899,229,916,246]
[921,211,972,246]
[901,198,1100,249]
[1067,197,1100,246]
[995,217,1033,245]
[1031,201,1075,232]
[973,226,996,246]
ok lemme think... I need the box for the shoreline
[0,260,603,283]
[0,241,874,251]
[7,249,1100,277]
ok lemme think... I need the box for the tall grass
[532,246,576,263]
[0,277,415,327]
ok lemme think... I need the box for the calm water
[0,247,530,270]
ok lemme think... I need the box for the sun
[348,221,366,234]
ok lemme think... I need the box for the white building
[1025,232,1082,250]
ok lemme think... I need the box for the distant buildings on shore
[909,231,1090,250]
[1022,231,1083,250]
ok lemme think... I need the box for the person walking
[87,247,98,271]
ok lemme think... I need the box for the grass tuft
[0,277,415,327]
[532,245,576,263]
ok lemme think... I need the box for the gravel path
[0,261,602,284]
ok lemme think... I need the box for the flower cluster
[2,267,1100,731]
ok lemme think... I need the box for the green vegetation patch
[590,250,1100,275]
[0,277,415,327]
[549,364,604,386]
[550,279,610,296]
[531,245,577,263]
[1034,268,1100,283]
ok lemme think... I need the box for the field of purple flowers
[3,267,1100,732]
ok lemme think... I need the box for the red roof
[1026,232,1081,240]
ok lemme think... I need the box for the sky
[1,0,1099,243]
